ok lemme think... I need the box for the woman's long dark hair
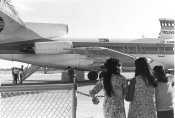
[153,65,168,83]
[103,58,121,97]
[135,57,157,87]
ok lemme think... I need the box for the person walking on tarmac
[67,66,75,83]
[18,68,23,84]
[12,67,18,84]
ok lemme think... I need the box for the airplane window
[162,23,164,26]
[164,23,167,26]
[165,47,172,51]
[172,23,174,26]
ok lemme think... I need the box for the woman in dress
[89,58,127,118]
[153,65,174,118]
[128,57,157,118]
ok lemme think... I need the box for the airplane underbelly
[0,54,94,69]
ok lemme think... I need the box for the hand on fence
[92,97,99,105]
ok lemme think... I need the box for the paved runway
[0,71,173,118]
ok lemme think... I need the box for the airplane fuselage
[72,41,174,69]
[0,41,174,71]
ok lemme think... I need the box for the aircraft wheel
[88,71,98,80]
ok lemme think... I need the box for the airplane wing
[66,47,137,68]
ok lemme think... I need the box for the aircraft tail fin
[158,18,174,40]
[0,8,42,43]
[0,8,68,44]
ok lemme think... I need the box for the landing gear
[87,71,98,80]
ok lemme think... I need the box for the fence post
[72,77,77,118]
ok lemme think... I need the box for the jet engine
[34,41,73,54]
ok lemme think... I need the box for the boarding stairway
[22,65,41,81]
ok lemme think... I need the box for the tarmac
[0,71,174,118]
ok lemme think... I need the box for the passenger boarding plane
[0,7,174,80]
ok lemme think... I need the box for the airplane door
[158,43,165,57]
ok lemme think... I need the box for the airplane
[0,7,174,81]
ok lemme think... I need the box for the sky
[0,0,175,68]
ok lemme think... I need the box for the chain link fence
[0,71,106,118]
[0,85,73,118]
[0,85,106,118]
